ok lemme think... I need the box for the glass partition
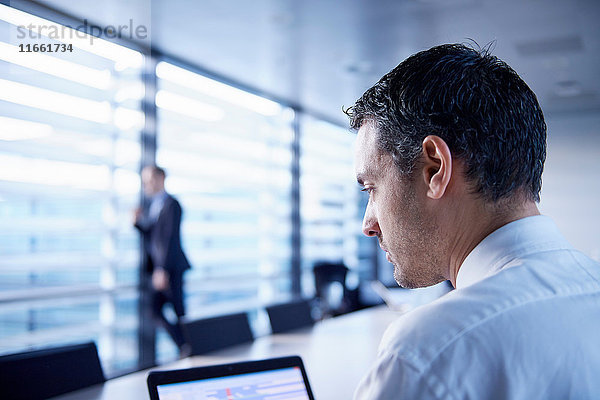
[299,116,364,297]
[0,4,144,375]
[155,61,295,359]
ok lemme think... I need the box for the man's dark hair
[346,43,546,202]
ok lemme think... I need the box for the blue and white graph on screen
[157,366,310,400]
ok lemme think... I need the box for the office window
[155,61,294,358]
[299,116,363,295]
[0,5,144,375]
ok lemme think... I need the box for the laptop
[147,355,315,400]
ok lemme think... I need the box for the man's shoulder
[379,287,487,369]
[380,255,600,370]
[162,194,181,208]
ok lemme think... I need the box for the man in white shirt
[347,44,600,399]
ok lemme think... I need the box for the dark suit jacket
[135,194,191,275]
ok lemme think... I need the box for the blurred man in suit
[134,165,191,356]
[348,44,600,399]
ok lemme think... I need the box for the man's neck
[447,200,540,287]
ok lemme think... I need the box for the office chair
[266,299,314,333]
[313,262,353,317]
[0,341,105,400]
[183,312,254,355]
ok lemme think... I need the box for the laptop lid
[147,356,315,400]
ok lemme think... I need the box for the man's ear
[421,135,452,199]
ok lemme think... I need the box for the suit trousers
[151,271,186,348]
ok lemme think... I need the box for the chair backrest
[313,262,349,300]
[183,312,254,355]
[0,341,105,400]
[266,299,314,333]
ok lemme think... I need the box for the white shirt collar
[148,190,168,220]
[456,215,572,289]
[152,189,168,201]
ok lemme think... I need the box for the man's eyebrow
[356,170,373,186]
[356,174,365,186]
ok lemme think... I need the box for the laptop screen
[147,356,315,400]
[157,366,309,400]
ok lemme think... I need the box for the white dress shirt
[148,190,168,222]
[354,216,600,399]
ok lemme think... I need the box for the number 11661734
[19,43,74,52]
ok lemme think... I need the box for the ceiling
[16,0,600,125]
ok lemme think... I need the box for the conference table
[51,305,403,400]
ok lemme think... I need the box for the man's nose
[362,203,380,237]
